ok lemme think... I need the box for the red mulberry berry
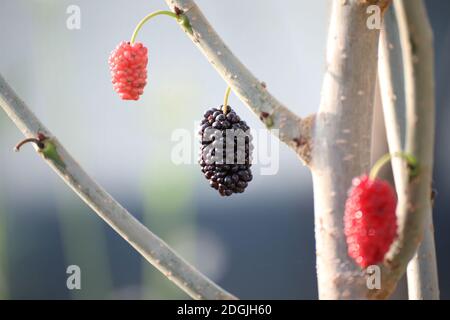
[109,42,148,100]
[344,175,397,268]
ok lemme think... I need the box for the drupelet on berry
[109,41,148,100]
[344,175,398,268]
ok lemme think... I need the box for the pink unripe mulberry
[109,42,148,100]
[344,175,398,268]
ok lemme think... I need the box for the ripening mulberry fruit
[344,175,398,268]
[109,42,148,100]
[199,106,253,196]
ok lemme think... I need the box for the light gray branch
[378,7,408,201]
[0,73,236,300]
[373,78,409,301]
[310,0,388,299]
[369,0,438,299]
[379,6,439,300]
[406,217,439,300]
[164,0,315,165]
[400,0,439,299]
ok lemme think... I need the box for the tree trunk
[311,0,383,299]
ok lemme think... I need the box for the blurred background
[0,0,448,299]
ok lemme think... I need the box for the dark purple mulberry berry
[199,105,253,196]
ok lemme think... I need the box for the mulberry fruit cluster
[109,42,148,100]
[199,106,253,196]
[344,175,398,268]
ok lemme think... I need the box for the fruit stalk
[369,152,417,181]
[130,10,180,44]
[222,86,231,114]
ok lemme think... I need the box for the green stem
[369,151,418,180]
[222,86,231,114]
[130,11,178,44]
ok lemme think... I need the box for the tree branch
[378,7,407,203]
[164,0,314,165]
[406,214,439,299]
[369,0,438,299]
[310,0,385,299]
[0,73,236,300]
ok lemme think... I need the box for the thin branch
[369,0,438,299]
[0,73,236,300]
[310,0,387,299]
[400,1,439,300]
[373,78,409,301]
[378,7,408,201]
[406,214,439,299]
[379,6,439,300]
[164,0,315,165]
